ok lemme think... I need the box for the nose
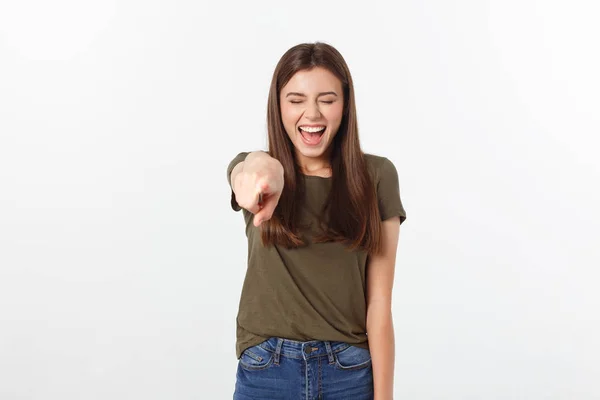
[304,101,322,119]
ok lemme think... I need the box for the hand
[232,152,284,227]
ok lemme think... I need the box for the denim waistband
[257,336,354,363]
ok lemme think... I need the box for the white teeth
[299,126,326,133]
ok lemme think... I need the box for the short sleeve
[227,152,250,212]
[377,157,407,224]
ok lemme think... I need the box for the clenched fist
[231,151,285,227]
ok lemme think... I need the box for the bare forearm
[367,306,395,400]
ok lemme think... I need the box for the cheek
[281,105,301,125]
[280,108,295,136]
[324,104,344,123]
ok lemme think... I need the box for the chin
[298,143,330,157]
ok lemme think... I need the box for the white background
[1,0,599,399]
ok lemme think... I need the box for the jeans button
[304,347,312,354]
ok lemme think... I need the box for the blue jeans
[233,337,374,400]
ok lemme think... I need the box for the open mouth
[298,126,326,144]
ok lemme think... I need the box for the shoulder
[364,152,389,167]
[363,153,397,183]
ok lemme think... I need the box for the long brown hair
[260,42,383,255]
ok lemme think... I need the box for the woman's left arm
[366,216,401,400]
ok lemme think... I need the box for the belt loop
[274,338,284,365]
[324,340,334,364]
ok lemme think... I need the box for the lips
[298,125,326,133]
[298,126,325,146]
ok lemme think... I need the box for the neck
[295,148,333,175]
[300,162,330,172]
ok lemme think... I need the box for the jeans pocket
[334,344,372,370]
[238,341,275,371]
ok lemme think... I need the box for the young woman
[227,42,407,400]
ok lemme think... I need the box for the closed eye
[290,100,335,104]
[290,100,334,104]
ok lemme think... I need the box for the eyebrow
[285,91,338,98]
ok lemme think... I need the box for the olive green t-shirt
[227,151,407,359]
